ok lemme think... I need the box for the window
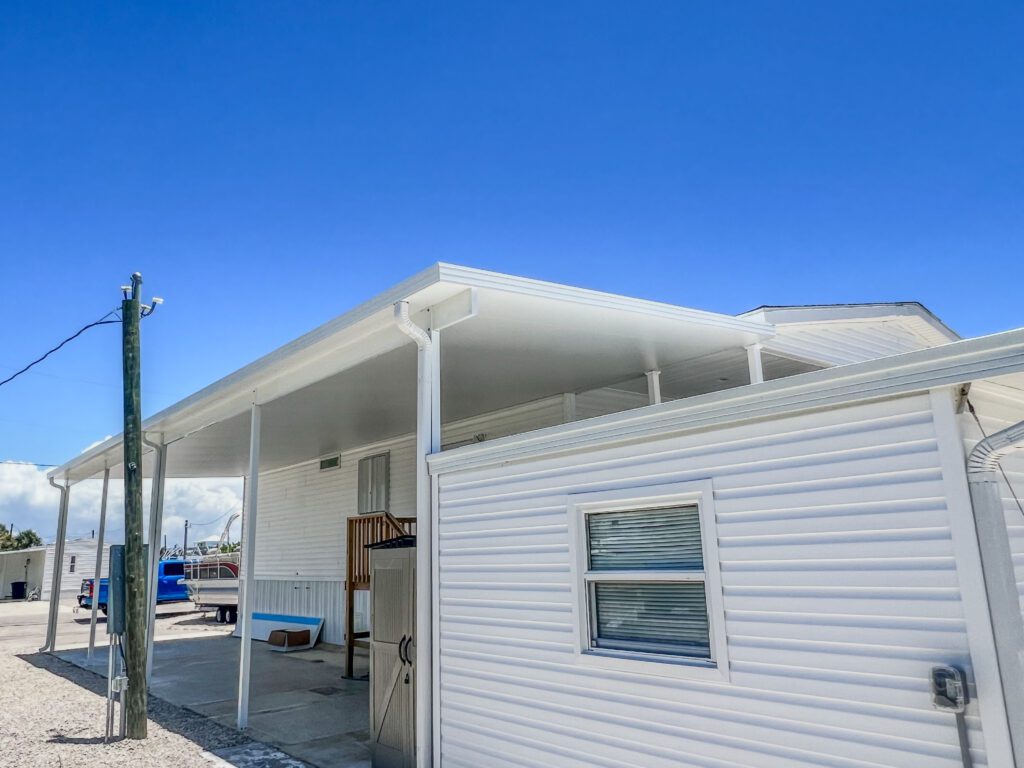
[358,452,390,515]
[570,480,727,680]
[69,555,76,573]
[163,562,185,577]
[586,506,710,658]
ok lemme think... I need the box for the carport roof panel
[49,264,774,482]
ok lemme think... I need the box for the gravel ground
[0,603,303,768]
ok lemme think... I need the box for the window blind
[592,581,711,658]
[587,506,703,571]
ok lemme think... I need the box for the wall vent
[319,456,340,471]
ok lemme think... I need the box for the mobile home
[44,265,1024,767]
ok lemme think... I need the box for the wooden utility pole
[121,272,147,739]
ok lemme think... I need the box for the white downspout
[394,300,436,768]
[966,419,1024,767]
[41,477,70,652]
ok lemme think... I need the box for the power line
[0,460,57,468]
[0,310,121,389]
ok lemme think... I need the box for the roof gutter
[966,420,1024,767]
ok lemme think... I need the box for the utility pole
[121,272,147,739]
[183,520,189,557]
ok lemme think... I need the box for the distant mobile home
[44,265,1024,767]
[1,537,108,600]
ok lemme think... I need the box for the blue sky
[1,3,1022,540]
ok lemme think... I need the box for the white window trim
[567,478,729,682]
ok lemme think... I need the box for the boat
[180,512,241,623]
[182,551,239,622]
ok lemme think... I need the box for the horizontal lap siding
[251,396,568,643]
[436,394,987,767]
[251,578,347,644]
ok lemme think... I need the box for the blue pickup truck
[78,559,189,614]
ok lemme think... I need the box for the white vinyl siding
[40,540,110,600]
[250,395,571,642]
[573,388,649,420]
[434,394,989,767]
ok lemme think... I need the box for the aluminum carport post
[395,300,438,768]
[966,418,1024,767]
[237,400,261,729]
[40,477,70,652]
[142,435,167,684]
[87,467,111,659]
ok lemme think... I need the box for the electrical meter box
[107,545,126,635]
[931,665,967,713]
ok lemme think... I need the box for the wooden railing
[346,512,415,590]
[345,511,416,677]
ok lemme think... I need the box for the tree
[0,525,43,551]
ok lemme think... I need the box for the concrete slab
[205,741,314,767]
[58,620,371,768]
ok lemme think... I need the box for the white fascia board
[428,327,1024,475]
[437,263,776,341]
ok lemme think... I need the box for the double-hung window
[571,480,727,679]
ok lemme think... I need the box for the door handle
[398,635,408,665]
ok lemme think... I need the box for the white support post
[645,370,662,405]
[143,437,167,684]
[41,478,70,652]
[87,467,111,660]
[746,343,764,385]
[237,401,261,730]
[428,326,442,767]
[414,335,435,768]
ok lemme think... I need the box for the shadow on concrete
[23,633,372,768]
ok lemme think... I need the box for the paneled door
[369,545,416,768]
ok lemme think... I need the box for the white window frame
[568,478,729,682]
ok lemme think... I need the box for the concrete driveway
[58,622,371,767]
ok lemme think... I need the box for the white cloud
[0,462,243,551]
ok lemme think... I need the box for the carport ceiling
[53,264,774,481]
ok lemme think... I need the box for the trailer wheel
[227,607,237,624]
[215,606,225,623]
[100,605,107,616]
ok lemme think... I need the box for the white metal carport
[44,263,775,767]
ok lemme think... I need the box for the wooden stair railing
[345,511,416,677]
